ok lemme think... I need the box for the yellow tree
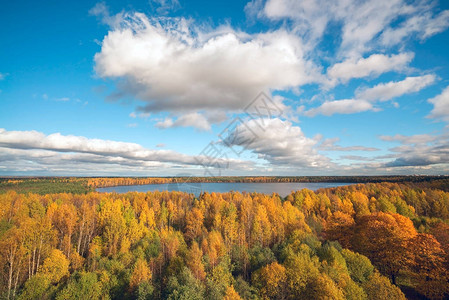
[201,231,226,267]
[251,205,271,247]
[40,249,70,284]
[186,242,206,281]
[0,226,26,300]
[48,203,77,259]
[75,198,97,257]
[129,258,151,291]
[282,201,309,237]
[252,262,287,300]
[219,203,239,251]
[223,285,242,300]
[97,199,127,256]
[185,207,205,242]
[22,214,54,279]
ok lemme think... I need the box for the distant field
[0,177,93,194]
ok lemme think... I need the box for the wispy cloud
[327,53,414,86]
[155,113,211,131]
[379,132,449,168]
[427,86,449,123]
[304,99,374,117]
[88,2,122,27]
[0,128,256,174]
[150,0,181,15]
[319,138,380,152]
[304,75,436,116]
[356,75,436,102]
[250,0,449,58]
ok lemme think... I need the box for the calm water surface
[97,182,352,198]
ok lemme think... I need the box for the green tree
[341,249,374,284]
[166,267,205,300]
[56,272,102,300]
[17,275,53,300]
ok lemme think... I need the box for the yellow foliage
[223,285,242,300]
[129,259,151,290]
[40,249,70,283]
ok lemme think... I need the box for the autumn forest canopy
[0,177,449,299]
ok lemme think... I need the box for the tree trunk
[13,254,23,299]
[7,253,14,300]
[31,247,36,276]
[77,213,85,254]
[28,252,31,279]
[36,237,43,273]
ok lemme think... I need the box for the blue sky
[1,0,449,176]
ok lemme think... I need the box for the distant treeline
[86,175,449,187]
[1,176,449,194]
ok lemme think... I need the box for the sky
[1,0,449,176]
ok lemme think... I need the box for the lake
[96,182,352,197]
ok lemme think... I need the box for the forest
[0,180,449,299]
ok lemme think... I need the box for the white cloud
[0,128,263,175]
[91,1,449,129]
[138,112,151,118]
[253,0,448,58]
[0,73,6,80]
[379,133,438,145]
[381,132,449,167]
[155,112,211,131]
[327,53,414,85]
[88,2,122,27]
[305,75,436,116]
[94,13,318,113]
[381,10,449,46]
[130,111,150,119]
[0,128,258,175]
[55,97,70,102]
[427,86,449,122]
[221,118,330,168]
[319,137,379,151]
[304,99,373,117]
[150,0,181,14]
[256,0,404,55]
[127,123,138,128]
[356,75,436,102]
[0,147,167,176]
[0,128,195,166]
